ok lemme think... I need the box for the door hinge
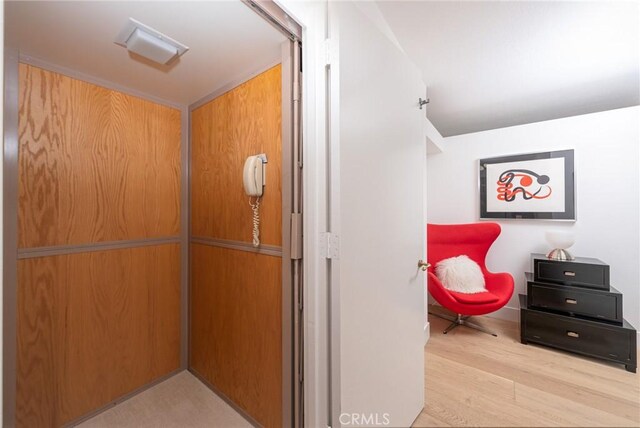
[293,49,301,103]
[320,232,339,259]
[291,213,303,260]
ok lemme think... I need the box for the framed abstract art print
[479,149,575,220]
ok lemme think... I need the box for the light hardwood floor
[414,311,640,427]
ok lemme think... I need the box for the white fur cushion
[435,255,486,294]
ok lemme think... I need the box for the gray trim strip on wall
[187,102,194,370]
[180,107,189,370]
[191,236,283,258]
[17,236,181,259]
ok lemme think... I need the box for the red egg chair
[427,223,514,336]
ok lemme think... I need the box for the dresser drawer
[527,282,622,323]
[521,306,636,370]
[533,255,609,290]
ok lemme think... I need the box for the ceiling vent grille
[115,18,189,65]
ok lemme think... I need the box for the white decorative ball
[545,231,575,250]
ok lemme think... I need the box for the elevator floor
[78,371,251,427]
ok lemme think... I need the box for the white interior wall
[427,106,640,331]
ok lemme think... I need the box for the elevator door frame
[282,38,304,428]
[240,5,304,426]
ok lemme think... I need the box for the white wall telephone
[243,154,266,197]
[243,154,267,247]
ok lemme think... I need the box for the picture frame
[479,149,575,220]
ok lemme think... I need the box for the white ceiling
[377,1,640,137]
[6,1,287,106]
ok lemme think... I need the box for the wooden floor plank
[430,319,638,401]
[425,353,515,402]
[412,410,451,427]
[514,383,638,427]
[423,383,559,427]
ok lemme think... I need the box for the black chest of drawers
[520,257,637,373]
[532,253,610,290]
[526,272,623,324]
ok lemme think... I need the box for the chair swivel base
[430,311,497,337]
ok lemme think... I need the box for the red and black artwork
[496,169,552,202]
[479,150,575,220]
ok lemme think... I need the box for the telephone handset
[243,155,266,197]
[243,154,267,247]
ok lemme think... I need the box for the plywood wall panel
[190,244,282,428]
[191,65,282,246]
[17,244,181,427]
[18,63,181,249]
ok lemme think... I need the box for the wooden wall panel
[16,64,183,427]
[191,65,282,246]
[190,244,282,428]
[18,63,181,249]
[17,244,181,427]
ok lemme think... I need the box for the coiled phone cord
[249,197,261,247]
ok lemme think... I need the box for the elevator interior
[4,1,301,427]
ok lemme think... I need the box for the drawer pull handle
[565,298,577,304]
[567,331,579,338]
[564,271,576,277]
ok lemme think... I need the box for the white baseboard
[429,302,519,323]
[424,321,430,345]
[483,305,519,322]
[429,303,640,348]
